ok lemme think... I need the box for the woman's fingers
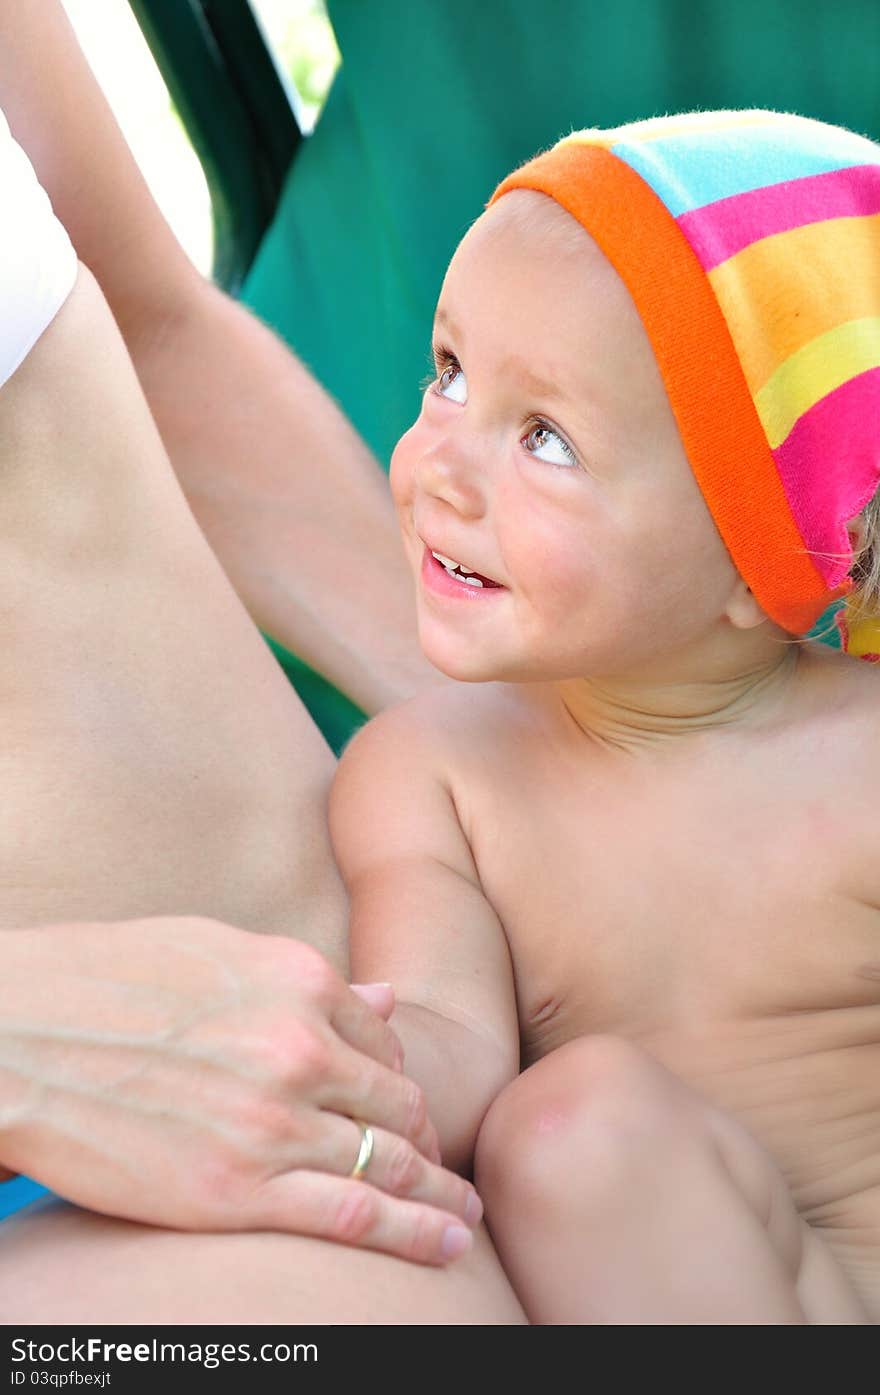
[349,982,395,1020]
[324,982,444,1161]
[317,1046,442,1165]
[332,1119,481,1226]
[246,1167,479,1268]
[329,981,404,1074]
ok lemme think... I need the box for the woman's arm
[0,0,438,714]
[330,706,521,1174]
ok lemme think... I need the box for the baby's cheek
[388,431,416,511]
[534,528,606,612]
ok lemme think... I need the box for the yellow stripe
[561,110,780,152]
[842,601,880,658]
[754,317,880,448]
[709,213,880,392]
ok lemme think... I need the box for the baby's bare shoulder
[339,682,526,774]
[330,685,528,890]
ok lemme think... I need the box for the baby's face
[390,191,741,683]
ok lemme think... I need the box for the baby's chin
[419,635,570,685]
[418,632,506,683]
[422,647,501,684]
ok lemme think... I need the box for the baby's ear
[847,512,868,559]
[724,577,767,631]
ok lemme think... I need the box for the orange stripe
[491,145,847,631]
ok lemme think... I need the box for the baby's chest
[469,757,880,1055]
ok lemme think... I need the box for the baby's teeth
[432,551,458,569]
[430,549,483,582]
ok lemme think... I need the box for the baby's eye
[436,360,468,404]
[523,421,578,468]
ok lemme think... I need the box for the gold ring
[348,1119,374,1180]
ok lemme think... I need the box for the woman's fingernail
[350,983,395,1012]
[440,1224,472,1261]
[465,1190,483,1226]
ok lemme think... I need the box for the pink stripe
[773,367,880,588]
[679,164,880,271]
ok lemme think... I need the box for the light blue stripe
[0,1175,51,1220]
[611,119,880,216]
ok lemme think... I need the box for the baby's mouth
[430,550,503,589]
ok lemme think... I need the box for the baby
[329,109,880,1323]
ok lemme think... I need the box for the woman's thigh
[0,1201,526,1325]
[0,262,346,962]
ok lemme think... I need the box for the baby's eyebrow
[433,306,571,404]
[496,352,567,404]
[433,305,460,340]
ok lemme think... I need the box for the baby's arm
[330,704,520,1174]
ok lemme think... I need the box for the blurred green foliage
[252,0,340,127]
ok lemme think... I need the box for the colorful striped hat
[490,110,880,636]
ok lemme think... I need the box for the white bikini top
[0,107,77,390]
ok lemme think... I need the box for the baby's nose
[415,447,486,519]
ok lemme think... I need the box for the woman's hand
[0,917,481,1265]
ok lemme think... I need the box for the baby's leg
[0,1201,525,1325]
[474,1035,868,1324]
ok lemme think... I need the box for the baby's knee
[475,1034,691,1222]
